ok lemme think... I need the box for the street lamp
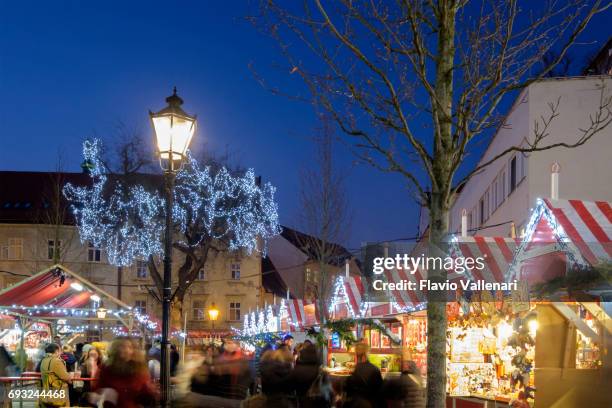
[150,88,196,408]
[208,302,219,330]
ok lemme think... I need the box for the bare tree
[65,139,280,328]
[253,1,611,405]
[296,113,351,324]
[38,155,78,266]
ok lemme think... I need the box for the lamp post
[208,302,219,331]
[150,88,196,407]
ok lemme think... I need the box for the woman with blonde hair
[93,337,157,408]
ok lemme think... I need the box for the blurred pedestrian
[80,343,93,365]
[278,334,294,354]
[343,343,383,408]
[93,337,157,408]
[39,343,72,407]
[80,346,103,396]
[170,344,180,377]
[0,345,17,403]
[241,349,293,408]
[289,342,332,408]
[173,347,206,400]
[384,360,424,408]
[214,337,252,399]
[61,344,78,372]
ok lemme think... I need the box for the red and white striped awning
[343,275,365,314]
[383,265,425,310]
[451,236,519,284]
[506,198,612,282]
[287,299,319,328]
[328,275,366,316]
[543,199,612,265]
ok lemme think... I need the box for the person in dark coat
[288,343,332,408]
[241,349,293,408]
[383,360,424,408]
[170,344,180,377]
[344,343,383,408]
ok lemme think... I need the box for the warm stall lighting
[528,319,538,336]
[96,308,107,319]
[498,321,513,340]
[71,282,83,291]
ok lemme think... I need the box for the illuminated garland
[236,304,281,336]
[506,198,588,281]
[0,305,158,331]
[328,276,371,318]
[64,139,281,267]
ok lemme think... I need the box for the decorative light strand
[64,139,281,268]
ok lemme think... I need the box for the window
[196,269,205,280]
[492,178,498,212]
[136,260,148,278]
[134,300,146,315]
[498,167,506,207]
[8,238,23,260]
[509,156,517,193]
[484,189,490,221]
[230,263,241,280]
[87,242,101,263]
[519,152,527,181]
[192,300,205,320]
[229,302,241,321]
[47,240,62,261]
[305,268,313,282]
[479,198,485,225]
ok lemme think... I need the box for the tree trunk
[426,2,456,406]
[426,194,450,408]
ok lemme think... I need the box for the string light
[327,275,372,318]
[64,139,281,268]
[506,198,588,281]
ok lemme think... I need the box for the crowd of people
[174,334,425,408]
[3,333,426,407]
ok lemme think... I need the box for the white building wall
[449,76,612,237]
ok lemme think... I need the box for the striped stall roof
[543,199,612,265]
[343,275,365,314]
[287,299,319,328]
[451,236,519,284]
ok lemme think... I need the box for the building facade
[444,76,612,238]
[0,171,263,333]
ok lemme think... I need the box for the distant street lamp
[208,302,219,330]
[150,88,196,408]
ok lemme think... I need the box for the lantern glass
[152,114,195,161]
[208,304,219,321]
[150,88,196,171]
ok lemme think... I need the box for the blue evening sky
[1,1,609,250]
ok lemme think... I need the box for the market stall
[0,264,156,369]
[441,197,611,407]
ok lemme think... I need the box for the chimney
[345,259,350,278]
[461,209,468,237]
[550,162,560,200]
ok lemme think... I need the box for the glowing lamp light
[96,308,107,319]
[71,282,84,291]
[528,319,538,335]
[208,302,219,321]
[498,321,512,340]
[90,294,101,302]
[149,87,196,172]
